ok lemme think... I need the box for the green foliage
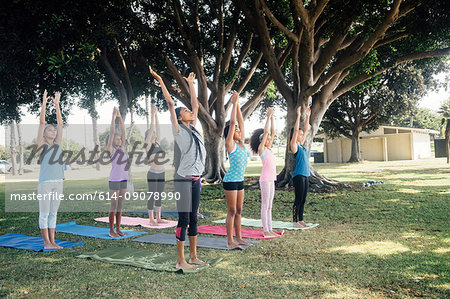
[390,108,442,132]
[322,64,429,138]
[0,145,6,160]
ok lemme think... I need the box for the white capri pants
[38,180,63,229]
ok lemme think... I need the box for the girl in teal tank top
[36,90,65,250]
[290,106,313,229]
[223,91,252,249]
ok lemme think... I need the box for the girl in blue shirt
[290,106,311,228]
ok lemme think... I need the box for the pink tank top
[109,147,129,182]
[260,148,276,182]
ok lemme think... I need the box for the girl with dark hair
[106,107,128,238]
[223,91,251,249]
[36,90,64,249]
[249,108,280,237]
[290,106,311,228]
[145,103,167,226]
[150,67,208,271]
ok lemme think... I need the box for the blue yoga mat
[0,233,85,252]
[128,210,213,218]
[56,221,147,239]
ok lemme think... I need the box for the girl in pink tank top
[250,108,281,238]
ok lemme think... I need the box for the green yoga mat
[77,247,222,274]
[212,218,319,230]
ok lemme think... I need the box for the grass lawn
[0,158,449,298]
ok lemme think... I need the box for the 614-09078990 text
[9,191,181,202]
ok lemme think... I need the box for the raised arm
[37,90,49,148]
[226,92,239,154]
[300,107,311,145]
[150,66,179,132]
[52,92,63,145]
[145,104,156,152]
[184,72,198,127]
[259,108,273,155]
[235,91,245,142]
[269,112,275,148]
[154,103,161,143]
[290,106,302,154]
[106,108,117,155]
[117,110,126,148]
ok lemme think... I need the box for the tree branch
[260,0,299,42]
[374,31,409,49]
[332,47,450,100]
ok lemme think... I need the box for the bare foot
[298,221,310,227]
[116,230,127,237]
[44,243,60,249]
[109,231,120,238]
[236,239,253,246]
[197,212,204,219]
[293,221,307,228]
[157,219,168,223]
[263,231,273,237]
[293,222,305,228]
[51,242,64,249]
[227,242,244,250]
[269,231,281,237]
[149,219,159,226]
[176,261,198,271]
[189,258,209,266]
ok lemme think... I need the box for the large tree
[236,0,450,188]
[321,64,432,162]
[137,0,292,182]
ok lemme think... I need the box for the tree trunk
[202,126,226,182]
[276,106,298,188]
[91,115,101,170]
[9,121,17,175]
[348,129,362,162]
[445,119,450,164]
[277,99,350,191]
[16,122,24,175]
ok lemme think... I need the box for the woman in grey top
[150,67,208,271]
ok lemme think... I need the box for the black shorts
[109,180,127,190]
[223,181,244,191]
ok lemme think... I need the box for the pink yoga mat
[197,225,283,239]
[94,216,177,229]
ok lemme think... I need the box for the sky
[1,72,449,146]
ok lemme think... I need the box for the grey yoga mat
[133,233,259,250]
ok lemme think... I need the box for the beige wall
[413,132,432,159]
[341,138,352,162]
[326,139,342,163]
[324,130,432,163]
[360,138,383,161]
[386,134,411,160]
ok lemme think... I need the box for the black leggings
[147,171,165,210]
[293,175,309,222]
[174,173,201,242]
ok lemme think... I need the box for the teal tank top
[292,144,310,178]
[223,142,248,182]
[39,142,65,182]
